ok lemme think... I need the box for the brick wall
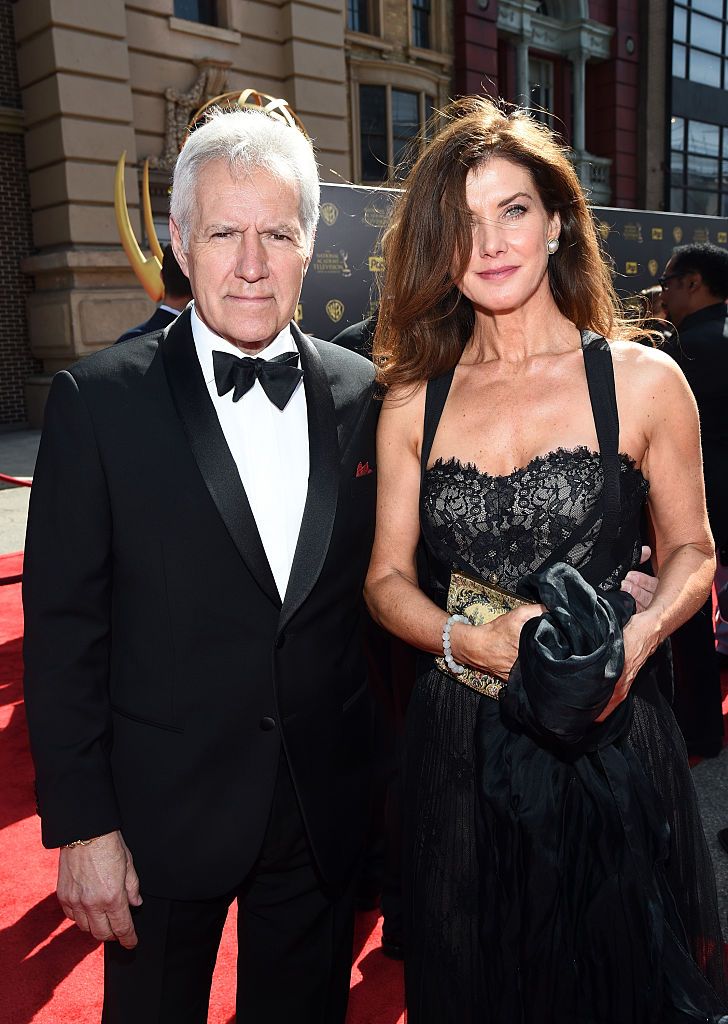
[454,0,499,98]
[0,0,37,425]
[585,0,640,207]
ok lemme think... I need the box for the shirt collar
[190,303,295,386]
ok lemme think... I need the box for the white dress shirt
[191,304,309,601]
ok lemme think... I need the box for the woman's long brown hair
[374,96,640,391]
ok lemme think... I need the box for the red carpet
[0,552,405,1023]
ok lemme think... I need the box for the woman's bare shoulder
[609,339,697,437]
[609,339,685,390]
[381,381,428,420]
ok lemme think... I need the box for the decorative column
[281,0,349,181]
[569,48,588,189]
[570,49,587,155]
[516,37,530,105]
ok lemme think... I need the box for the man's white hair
[170,107,320,250]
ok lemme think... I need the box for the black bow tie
[212,350,303,410]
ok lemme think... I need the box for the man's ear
[169,218,190,279]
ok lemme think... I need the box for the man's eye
[270,232,291,242]
[212,231,232,239]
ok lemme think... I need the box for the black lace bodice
[420,446,649,599]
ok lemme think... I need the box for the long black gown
[404,334,727,1023]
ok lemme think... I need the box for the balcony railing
[571,152,612,205]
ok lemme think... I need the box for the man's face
[660,257,693,328]
[171,160,312,353]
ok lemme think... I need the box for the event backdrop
[298,183,728,340]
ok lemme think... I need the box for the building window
[359,85,435,182]
[412,0,431,49]
[670,116,728,216]
[528,58,554,126]
[360,85,388,181]
[348,0,376,34]
[174,0,217,23]
[672,1,728,89]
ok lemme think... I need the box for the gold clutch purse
[435,570,536,699]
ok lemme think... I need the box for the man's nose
[235,234,269,281]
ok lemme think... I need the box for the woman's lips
[476,266,518,280]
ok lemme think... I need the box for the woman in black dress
[365,98,727,1023]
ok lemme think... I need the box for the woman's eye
[504,204,527,219]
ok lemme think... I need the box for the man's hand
[595,614,658,722]
[57,830,142,948]
[621,545,658,612]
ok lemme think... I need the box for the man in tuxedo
[23,108,378,1023]
[116,244,193,343]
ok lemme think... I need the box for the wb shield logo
[321,203,339,226]
[326,299,344,323]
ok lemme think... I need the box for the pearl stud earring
[547,238,560,255]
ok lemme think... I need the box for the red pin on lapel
[355,461,374,478]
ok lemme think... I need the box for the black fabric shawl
[474,563,727,1023]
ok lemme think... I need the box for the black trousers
[671,596,724,758]
[102,754,356,1024]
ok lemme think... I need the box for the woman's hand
[594,614,659,722]
[451,604,546,680]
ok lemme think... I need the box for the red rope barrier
[0,473,32,487]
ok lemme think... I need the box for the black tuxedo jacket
[115,305,180,344]
[23,310,379,900]
[665,302,728,546]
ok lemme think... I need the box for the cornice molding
[497,0,614,60]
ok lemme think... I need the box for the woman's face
[455,157,560,315]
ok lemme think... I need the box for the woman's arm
[364,388,542,678]
[597,349,715,719]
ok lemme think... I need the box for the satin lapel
[159,309,281,609]
[279,325,339,631]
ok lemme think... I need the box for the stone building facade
[1,0,669,425]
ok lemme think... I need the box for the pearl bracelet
[442,613,470,675]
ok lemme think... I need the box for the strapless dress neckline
[425,446,646,488]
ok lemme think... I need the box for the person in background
[331,311,377,359]
[660,243,728,759]
[116,244,193,343]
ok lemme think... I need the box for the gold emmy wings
[435,570,535,699]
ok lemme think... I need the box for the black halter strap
[420,332,623,587]
[420,366,455,482]
[577,331,623,585]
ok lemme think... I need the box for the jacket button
[260,717,276,731]
[275,633,286,649]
